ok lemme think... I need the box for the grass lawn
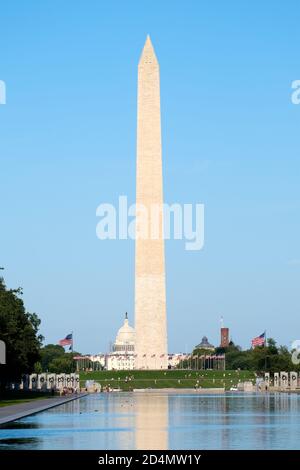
[80,369,256,391]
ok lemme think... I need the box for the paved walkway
[0,393,88,425]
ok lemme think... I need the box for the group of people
[59,387,78,396]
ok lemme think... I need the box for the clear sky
[0,1,299,353]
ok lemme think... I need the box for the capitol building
[75,313,183,371]
[105,313,182,371]
[106,313,135,370]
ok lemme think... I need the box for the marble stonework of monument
[264,372,270,389]
[65,374,72,388]
[29,373,37,390]
[70,372,77,388]
[273,372,279,388]
[264,372,270,383]
[280,372,288,388]
[47,373,56,390]
[27,373,80,391]
[37,373,47,391]
[56,373,65,389]
[135,36,168,370]
[75,373,80,389]
[290,372,298,390]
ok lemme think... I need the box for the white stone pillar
[47,373,56,390]
[65,374,72,388]
[70,373,76,389]
[264,372,270,389]
[56,373,65,390]
[273,372,279,388]
[29,373,37,390]
[37,373,47,391]
[290,371,298,390]
[75,373,80,390]
[280,371,288,388]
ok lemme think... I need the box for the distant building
[220,327,230,348]
[168,353,187,369]
[195,336,215,351]
[112,312,135,354]
[74,313,135,371]
[106,354,135,371]
[74,354,105,371]
[106,313,135,370]
[74,314,189,371]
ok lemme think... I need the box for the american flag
[59,333,73,347]
[251,332,266,348]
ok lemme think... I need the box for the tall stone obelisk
[135,36,168,370]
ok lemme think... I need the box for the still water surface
[0,392,299,449]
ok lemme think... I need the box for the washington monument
[134,36,168,369]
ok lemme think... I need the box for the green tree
[34,361,43,374]
[39,344,80,373]
[0,275,43,389]
[40,344,65,371]
[186,337,299,373]
[48,354,77,373]
[267,338,278,355]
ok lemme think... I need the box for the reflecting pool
[1,392,300,449]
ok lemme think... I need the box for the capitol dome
[113,313,135,353]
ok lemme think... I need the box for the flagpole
[264,329,267,370]
[71,331,74,353]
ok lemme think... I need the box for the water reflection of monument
[135,393,169,450]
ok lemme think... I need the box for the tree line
[1,271,299,390]
[193,339,300,373]
[0,273,78,390]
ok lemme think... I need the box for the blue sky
[0,1,299,353]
